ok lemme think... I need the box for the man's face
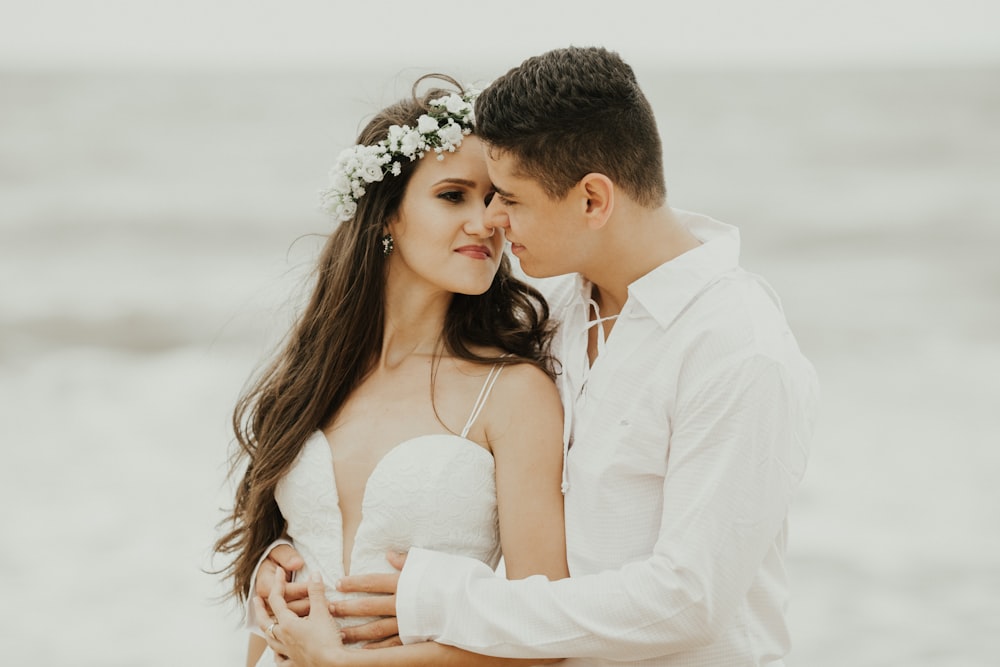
[483,148,583,278]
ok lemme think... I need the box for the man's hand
[334,551,406,647]
[256,543,322,618]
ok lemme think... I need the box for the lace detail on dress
[270,365,504,651]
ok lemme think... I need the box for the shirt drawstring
[559,298,619,495]
[559,369,573,494]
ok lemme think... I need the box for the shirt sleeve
[397,354,819,660]
[244,538,293,636]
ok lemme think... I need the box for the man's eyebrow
[492,184,515,198]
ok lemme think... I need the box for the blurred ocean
[1,66,998,665]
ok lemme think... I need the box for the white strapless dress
[254,365,506,664]
[267,432,500,647]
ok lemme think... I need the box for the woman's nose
[465,204,496,237]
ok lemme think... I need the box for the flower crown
[320,90,478,222]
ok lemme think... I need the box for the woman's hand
[254,567,346,667]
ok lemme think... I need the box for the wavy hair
[213,74,557,603]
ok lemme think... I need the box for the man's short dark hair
[476,46,667,207]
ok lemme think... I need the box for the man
[258,46,819,665]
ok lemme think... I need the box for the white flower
[434,93,469,116]
[337,200,356,221]
[417,115,440,134]
[327,169,351,195]
[361,164,383,182]
[399,130,423,157]
[437,122,464,149]
[319,90,478,222]
[386,125,406,151]
[359,152,386,183]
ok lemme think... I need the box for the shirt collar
[561,210,741,329]
[625,210,741,329]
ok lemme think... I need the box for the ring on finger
[266,621,277,639]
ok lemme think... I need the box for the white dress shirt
[396,211,821,666]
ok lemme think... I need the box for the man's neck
[582,205,701,317]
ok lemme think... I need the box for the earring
[381,233,394,256]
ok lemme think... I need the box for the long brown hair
[213,75,557,603]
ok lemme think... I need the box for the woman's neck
[380,275,452,369]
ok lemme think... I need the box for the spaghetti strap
[460,364,505,438]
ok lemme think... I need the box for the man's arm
[259,568,561,667]
[392,355,818,661]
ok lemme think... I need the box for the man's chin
[522,264,571,280]
[507,252,571,280]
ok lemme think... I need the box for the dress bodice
[274,430,501,633]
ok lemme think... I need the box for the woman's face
[386,136,503,296]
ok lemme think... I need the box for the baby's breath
[320,91,478,222]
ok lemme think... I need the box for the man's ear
[578,173,614,230]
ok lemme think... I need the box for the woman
[214,75,568,666]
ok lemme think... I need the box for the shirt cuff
[396,547,438,644]
[244,538,293,636]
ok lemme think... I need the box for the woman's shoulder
[480,360,563,456]
[497,358,556,389]
[489,360,562,421]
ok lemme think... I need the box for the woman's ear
[383,211,399,237]
[578,173,614,230]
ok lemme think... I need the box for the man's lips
[509,242,525,255]
[455,245,493,260]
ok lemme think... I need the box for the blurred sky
[2,0,999,70]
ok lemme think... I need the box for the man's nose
[484,196,509,231]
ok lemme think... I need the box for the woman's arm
[246,633,266,667]
[485,363,568,581]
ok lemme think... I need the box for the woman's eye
[484,191,495,207]
[438,191,464,203]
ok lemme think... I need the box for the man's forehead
[483,149,525,188]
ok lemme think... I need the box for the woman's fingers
[251,594,271,630]
[268,567,293,620]
[253,593,288,656]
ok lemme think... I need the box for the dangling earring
[381,233,394,257]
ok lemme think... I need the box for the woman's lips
[455,245,493,260]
